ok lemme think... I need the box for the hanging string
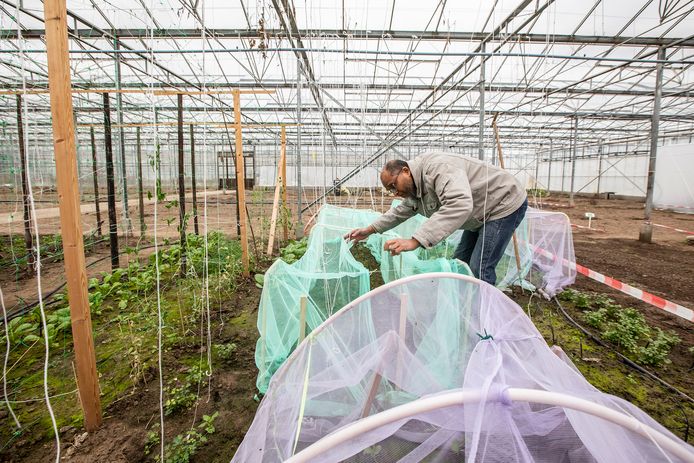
[15,3,60,459]
[145,8,166,461]
[200,0,213,391]
[1,287,21,428]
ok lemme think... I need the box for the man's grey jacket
[371,151,527,249]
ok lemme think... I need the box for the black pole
[16,94,34,276]
[224,151,229,190]
[102,93,120,269]
[136,126,145,236]
[177,94,187,274]
[190,124,199,235]
[89,127,102,238]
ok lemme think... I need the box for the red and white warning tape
[654,204,694,211]
[651,223,694,235]
[571,223,605,232]
[533,246,694,322]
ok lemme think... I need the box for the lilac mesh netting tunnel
[233,273,694,462]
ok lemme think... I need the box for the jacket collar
[407,157,424,199]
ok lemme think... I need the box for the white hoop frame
[285,387,694,463]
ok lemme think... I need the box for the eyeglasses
[386,172,400,194]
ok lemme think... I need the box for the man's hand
[345,225,375,243]
[383,238,420,256]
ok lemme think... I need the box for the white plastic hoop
[285,387,694,463]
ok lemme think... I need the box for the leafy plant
[214,343,237,362]
[279,237,308,264]
[254,273,264,289]
[636,329,680,367]
[559,289,597,310]
[164,384,197,416]
[6,317,40,345]
[583,308,608,329]
[163,364,208,415]
[527,188,548,198]
[155,413,218,463]
[602,308,650,353]
[144,424,160,455]
[583,301,680,367]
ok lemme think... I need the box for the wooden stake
[396,293,408,385]
[298,296,308,343]
[135,126,145,236]
[360,370,382,418]
[190,124,199,235]
[44,0,102,431]
[233,90,250,277]
[177,94,187,275]
[266,133,287,256]
[281,126,289,241]
[102,93,120,270]
[492,115,523,274]
[16,94,34,276]
[89,127,102,238]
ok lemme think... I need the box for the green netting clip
[476,329,494,341]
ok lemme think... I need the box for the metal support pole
[16,94,34,276]
[639,47,665,243]
[177,94,187,274]
[102,93,120,269]
[89,127,102,238]
[547,139,553,193]
[281,126,288,241]
[322,122,327,198]
[478,42,485,161]
[216,148,220,189]
[596,140,603,198]
[113,35,131,231]
[408,115,412,159]
[561,149,566,193]
[190,124,199,235]
[224,151,229,192]
[569,116,578,207]
[296,58,304,238]
[136,126,145,235]
[233,90,250,277]
[533,145,542,190]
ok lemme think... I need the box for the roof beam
[271,0,339,149]
[2,81,690,97]
[2,105,691,120]
[4,29,694,47]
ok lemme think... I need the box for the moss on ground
[0,234,244,454]
[523,294,692,441]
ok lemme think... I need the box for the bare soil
[1,189,693,461]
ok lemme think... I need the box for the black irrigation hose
[553,297,694,404]
[0,238,110,271]
[2,242,173,325]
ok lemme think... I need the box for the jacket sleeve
[370,201,417,233]
[412,166,473,248]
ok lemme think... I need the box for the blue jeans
[453,198,528,286]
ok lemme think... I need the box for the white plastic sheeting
[495,207,576,297]
[535,142,694,213]
[232,273,693,462]
[653,143,694,212]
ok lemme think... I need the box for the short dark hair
[383,159,408,175]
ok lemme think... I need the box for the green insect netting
[365,212,472,284]
[255,205,474,393]
[255,219,370,393]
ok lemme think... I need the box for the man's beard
[402,183,416,199]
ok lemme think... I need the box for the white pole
[285,388,694,463]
